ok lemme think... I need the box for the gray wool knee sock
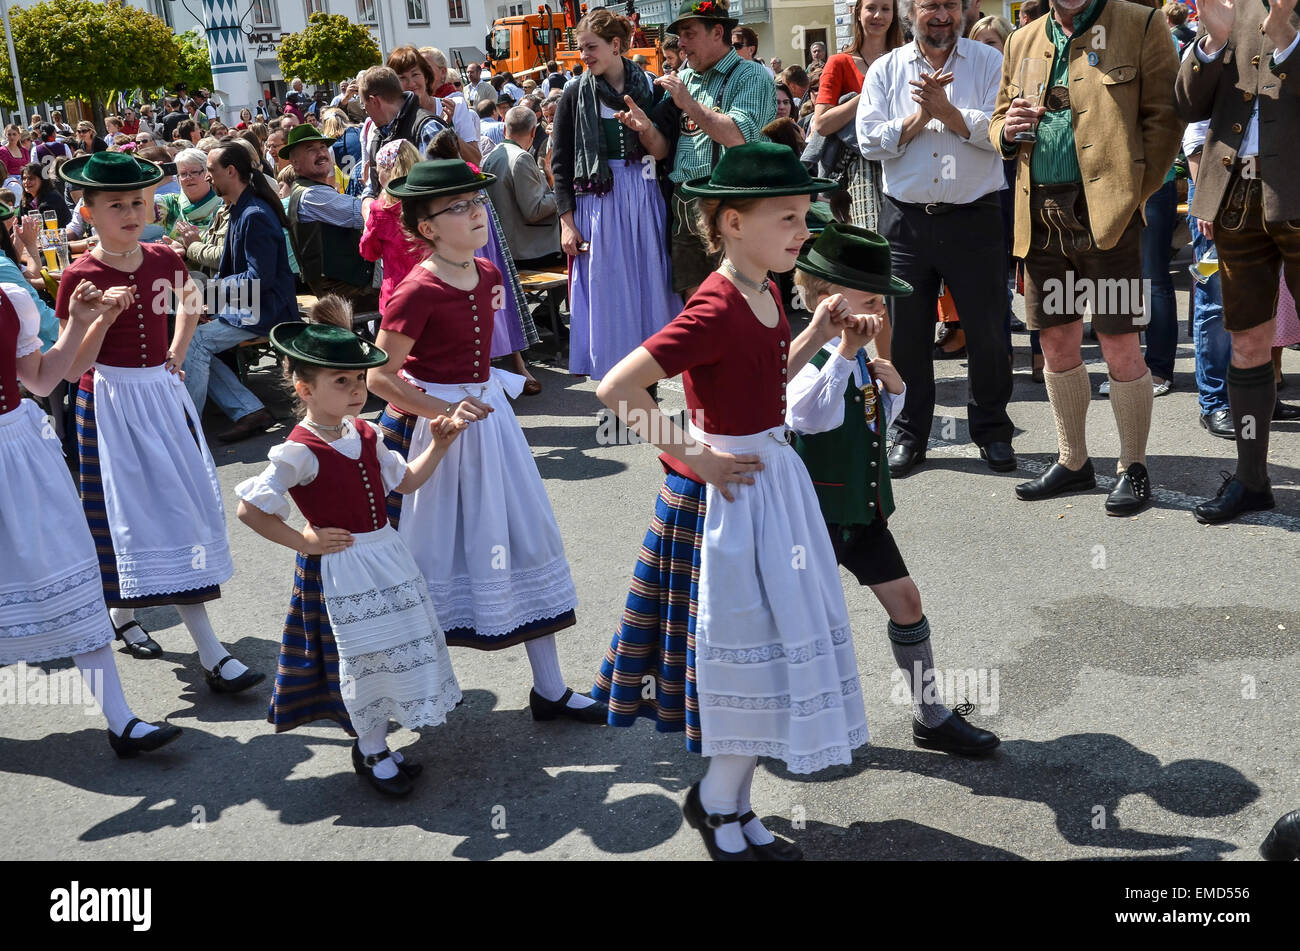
[888,616,951,728]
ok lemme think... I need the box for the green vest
[792,348,896,528]
[287,180,374,294]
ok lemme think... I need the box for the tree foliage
[277,12,381,88]
[173,29,215,94]
[0,0,177,111]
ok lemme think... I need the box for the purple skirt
[569,161,681,379]
[482,197,540,357]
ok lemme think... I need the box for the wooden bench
[233,295,379,382]
[517,269,568,346]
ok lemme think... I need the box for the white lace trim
[699,677,862,716]
[0,599,110,642]
[115,541,234,598]
[427,560,577,637]
[345,677,463,736]
[325,579,427,626]
[696,624,853,665]
[703,725,870,776]
[0,565,101,609]
[339,631,461,735]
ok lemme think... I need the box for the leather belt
[894,192,1002,216]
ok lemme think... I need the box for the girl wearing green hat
[593,142,870,860]
[235,297,465,797]
[54,151,264,696]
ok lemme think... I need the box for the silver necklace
[303,418,344,433]
[721,259,770,294]
[434,252,472,271]
[97,245,141,259]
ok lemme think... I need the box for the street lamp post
[1,0,28,123]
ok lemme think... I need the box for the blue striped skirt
[75,381,220,609]
[267,551,355,735]
[376,406,576,650]
[592,470,704,753]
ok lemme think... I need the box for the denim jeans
[1141,179,1179,381]
[1187,182,1231,415]
[182,318,265,422]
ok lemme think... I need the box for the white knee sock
[736,758,776,846]
[175,603,247,679]
[108,608,147,646]
[525,636,594,708]
[357,722,398,779]
[73,643,155,739]
[699,754,755,854]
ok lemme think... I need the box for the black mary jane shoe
[204,656,267,695]
[979,441,1017,473]
[1260,809,1300,861]
[912,704,1000,757]
[529,687,608,724]
[114,620,163,660]
[682,783,755,861]
[352,747,414,797]
[1200,408,1235,439]
[887,443,926,477]
[737,810,803,861]
[1105,462,1151,516]
[1194,472,1275,525]
[107,718,182,759]
[1014,459,1096,501]
[352,741,422,779]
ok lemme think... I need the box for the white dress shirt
[1195,32,1300,158]
[786,341,905,436]
[857,37,1006,205]
[437,92,482,146]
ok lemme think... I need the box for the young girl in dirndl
[235,298,463,796]
[551,9,680,380]
[593,143,868,860]
[54,152,263,695]
[368,159,605,724]
[1,279,181,757]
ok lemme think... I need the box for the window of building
[448,0,468,23]
[251,0,279,28]
[304,0,326,16]
[151,0,174,29]
[408,0,428,23]
[358,0,377,24]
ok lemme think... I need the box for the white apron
[0,400,113,663]
[689,423,868,775]
[396,367,578,640]
[91,363,233,599]
[319,524,462,735]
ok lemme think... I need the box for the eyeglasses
[731,41,746,49]
[423,193,489,219]
[917,1,963,14]
[178,168,207,180]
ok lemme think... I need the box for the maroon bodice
[285,422,388,533]
[0,292,18,414]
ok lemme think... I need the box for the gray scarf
[572,57,655,196]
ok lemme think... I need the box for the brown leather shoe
[934,326,966,359]
[216,408,274,443]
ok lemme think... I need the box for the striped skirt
[592,470,704,753]
[75,381,220,609]
[267,552,355,735]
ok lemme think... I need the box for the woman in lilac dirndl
[552,9,680,382]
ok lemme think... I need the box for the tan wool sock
[1109,369,1153,472]
[1044,362,1091,470]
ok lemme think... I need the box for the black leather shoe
[738,810,803,861]
[1106,462,1151,516]
[1260,809,1300,861]
[913,704,1000,756]
[216,408,275,444]
[107,718,182,759]
[114,620,162,660]
[1273,399,1300,421]
[352,747,413,797]
[887,443,926,476]
[1200,408,1234,439]
[352,741,422,779]
[979,441,1017,472]
[204,656,267,694]
[682,783,754,861]
[1194,472,1275,524]
[1014,459,1096,501]
[529,687,608,725]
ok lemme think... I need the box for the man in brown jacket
[1175,0,1300,524]
[990,0,1181,516]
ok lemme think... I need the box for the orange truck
[483,3,665,81]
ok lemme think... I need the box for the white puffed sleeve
[234,441,319,521]
[3,283,42,359]
[356,419,410,494]
[786,344,854,435]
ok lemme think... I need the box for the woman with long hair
[3,125,28,187]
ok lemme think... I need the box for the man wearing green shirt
[991,0,1181,517]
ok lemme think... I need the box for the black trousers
[878,193,1014,449]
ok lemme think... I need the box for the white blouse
[3,282,42,360]
[786,339,905,436]
[234,417,409,522]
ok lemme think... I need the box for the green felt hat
[269,322,389,370]
[386,159,496,199]
[0,203,16,222]
[668,0,738,35]
[58,151,164,191]
[796,223,913,296]
[681,141,839,200]
[278,124,336,159]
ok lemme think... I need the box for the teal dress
[0,253,58,350]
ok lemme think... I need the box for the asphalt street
[3,256,1298,861]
